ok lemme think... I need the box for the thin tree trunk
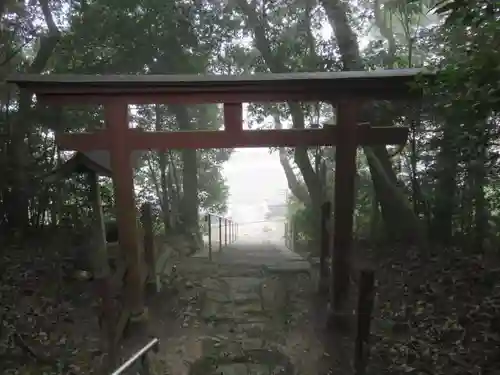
[432,122,457,244]
[170,105,199,234]
[155,105,171,235]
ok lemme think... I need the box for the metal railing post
[110,337,159,375]
[224,218,228,246]
[207,214,212,261]
[219,217,222,252]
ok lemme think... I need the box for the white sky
[223,148,288,221]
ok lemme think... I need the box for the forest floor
[365,245,500,375]
[2,233,500,375]
[0,236,107,375]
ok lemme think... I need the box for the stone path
[151,240,328,375]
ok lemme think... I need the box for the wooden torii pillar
[8,69,428,322]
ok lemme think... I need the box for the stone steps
[153,246,324,375]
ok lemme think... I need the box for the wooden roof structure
[8,68,432,104]
[43,150,145,183]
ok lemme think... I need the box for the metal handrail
[203,212,238,260]
[110,337,159,375]
[203,211,229,220]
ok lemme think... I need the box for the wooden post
[219,217,222,252]
[331,101,359,315]
[228,220,232,243]
[224,103,243,133]
[319,201,331,294]
[86,170,115,367]
[141,203,155,286]
[354,269,375,375]
[105,100,144,318]
[207,214,212,261]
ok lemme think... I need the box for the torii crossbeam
[8,68,429,324]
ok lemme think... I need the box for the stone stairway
[153,244,327,375]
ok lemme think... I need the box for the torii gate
[8,69,426,322]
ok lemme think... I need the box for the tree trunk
[364,148,425,244]
[320,0,425,244]
[431,122,457,244]
[155,105,171,235]
[473,138,489,253]
[168,152,182,229]
[170,105,199,235]
[159,153,170,234]
[272,112,311,205]
[7,0,60,231]
[181,148,198,232]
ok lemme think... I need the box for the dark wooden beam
[105,100,144,318]
[34,88,420,105]
[331,101,359,316]
[224,103,243,133]
[55,126,408,151]
[8,69,432,105]
[55,132,110,149]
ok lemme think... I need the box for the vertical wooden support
[141,203,155,285]
[354,269,375,375]
[319,201,331,294]
[105,99,144,317]
[86,170,115,366]
[219,217,222,251]
[331,101,359,314]
[207,214,212,261]
[223,103,243,133]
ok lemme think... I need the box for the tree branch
[318,0,363,70]
[271,111,311,204]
